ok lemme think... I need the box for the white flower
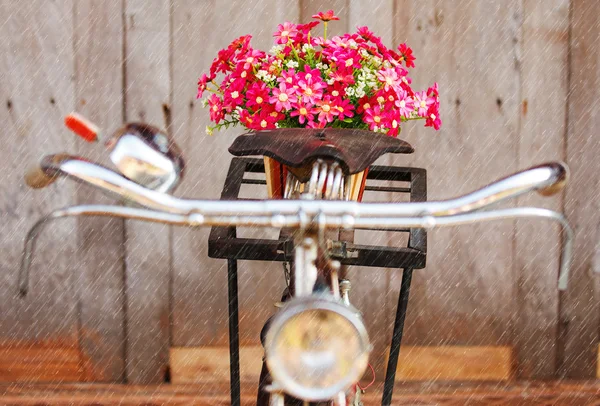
[355,88,366,98]
[315,62,329,70]
[326,78,335,85]
[205,126,214,136]
[301,43,314,52]
[256,70,269,80]
[360,49,369,57]
[269,45,284,54]
[200,98,209,108]
[345,87,355,96]
[285,60,299,69]
[348,39,358,49]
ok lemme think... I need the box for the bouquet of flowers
[197,10,441,137]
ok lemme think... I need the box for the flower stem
[324,22,328,42]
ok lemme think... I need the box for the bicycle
[19,119,572,405]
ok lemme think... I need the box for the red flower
[312,10,339,22]
[330,69,355,85]
[197,74,211,99]
[427,82,439,99]
[295,21,320,42]
[356,26,375,41]
[316,96,339,123]
[298,21,320,33]
[397,43,416,68]
[239,109,260,130]
[246,82,270,109]
[290,101,318,124]
[425,101,441,130]
[357,96,375,114]
[257,107,281,129]
[333,97,355,120]
[229,35,252,51]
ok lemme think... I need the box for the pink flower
[208,94,224,124]
[316,97,339,123]
[277,68,297,87]
[269,83,295,112]
[413,91,434,117]
[246,82,270,109]
[298,79,324,104]
[394,90,415,118]
[299,65,322,83]
[241,49,265,69]
[376,67,401,91]
[333,98,355,120]
[273,22,298,45]
[290,102,318,124]
[363,105,385,130]
[332,49,361,70]
[312,10,339,22]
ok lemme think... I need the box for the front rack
[208,157,427,406]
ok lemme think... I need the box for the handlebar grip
[537,162,569,196]
[24,154,71,189]
[24,163,57,189]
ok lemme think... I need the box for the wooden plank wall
[0,0,598,384]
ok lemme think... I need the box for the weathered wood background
[0,0,599,384]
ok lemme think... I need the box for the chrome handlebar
[19,155,572,295]
[25,155,568,217]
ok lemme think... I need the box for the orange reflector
[64,112,100,142]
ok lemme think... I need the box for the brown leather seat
[228,128,414,176]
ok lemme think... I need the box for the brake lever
[18,204,192,296]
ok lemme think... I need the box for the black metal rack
[208,157,427,406]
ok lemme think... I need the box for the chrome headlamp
[264,295,370,401]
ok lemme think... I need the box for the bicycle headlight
[264,296,370,401]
